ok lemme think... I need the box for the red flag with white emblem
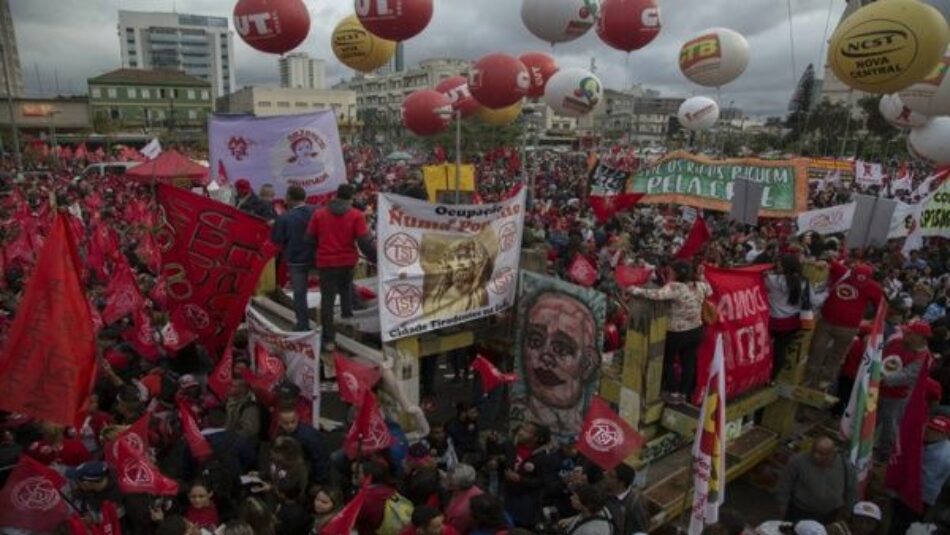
[343,390,393,459]
[0,455,70,533]
[568,254,598,287]
[334,353,381,406]
[321,478,370,535]
[177,398,213,461]
[102,255,145,325]
[577,396,643,471]
[109,435,179,496]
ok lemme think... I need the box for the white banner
[855,161,885,187]
[246,308,321,425]
[376,190,527,342]
[796,203,855,236]
[209,111,345,199]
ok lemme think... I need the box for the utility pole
[0,33,21,172]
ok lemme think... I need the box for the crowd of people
[0,141,950,535]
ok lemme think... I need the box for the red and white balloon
[356,0,433,42]
[468,53,531,110]
[233,0,310,55]
[402,90,453,136]
[596,0,661,52]
[543,68,603,117]
[879,94,929,129]
[677,96,720,131]
[519,52,559,99]
[521,0,600,44]
[435,76,481,119]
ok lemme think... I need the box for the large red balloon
[233,0,310,55]
[519,52,559,99]
[402,90,453,136]
[356,0,433,42]
[435,76,480,119]
[468,54,530,110]
[596,0,662,52]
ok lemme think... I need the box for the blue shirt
[923,439,950,505]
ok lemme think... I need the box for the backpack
[377,492,415,535]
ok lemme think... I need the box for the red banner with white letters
[156,184,276,355]
[692,264,772,403]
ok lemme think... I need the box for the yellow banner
[423,164,476,203]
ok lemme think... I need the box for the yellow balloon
[331,15,396,73]
[828,0,950,94]
[477,101,523,126]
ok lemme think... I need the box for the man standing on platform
[775,435,856,524]
[271,185,315,331]
[877,321,933,462]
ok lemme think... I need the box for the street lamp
[47,109,61,169]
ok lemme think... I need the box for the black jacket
[272,204,316,265]
[501,442,559,528]
[279,423,331,485]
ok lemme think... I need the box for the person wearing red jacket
[876,321,933,462]
[806,261,883,389]
[306,184,377,350]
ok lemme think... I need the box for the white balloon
[679,27,750,87]
[879,94,930,128]
[899,47,950,117]
[677,96,720,131]
[543,68,603,117]
[521,0,600,44]
[909,117,950,165]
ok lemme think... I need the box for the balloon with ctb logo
[679,27,749,87]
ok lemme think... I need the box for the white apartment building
[279,52,326,90]
[118,10,235,98]
[216,86,357,121]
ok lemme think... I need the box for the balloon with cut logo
[519,52,559,99]
[828,0,950,94]
[679,27,749,87]
[596,0,661,52]
[909,117,950,165]
[435,76,481,119]
[899,47,950,117]
[879,94,929,129]
[521,0,600,44]
[402,90,453,137]
[677,96,720,131]
[356,0,433,42]
[543,68,603,117]
[469,53,531,110]
[233,0,310,55]
[477,101,523,126]
[331,15,397,73]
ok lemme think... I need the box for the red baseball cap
[235,179,252,194]
[927,415,950,434]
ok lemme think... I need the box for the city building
[216,86,359,141]
[279,52,326,90]
[118,10,235,98]
[375,42,406,76]
[0,0,23,97]
[594,88,684,144]
[820,0,875,107]
[88,69,212,132]
[0,96,90,136]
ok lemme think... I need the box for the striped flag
[840,302,887,496]
[688,334,727,535]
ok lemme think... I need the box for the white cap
[794,520,827,535]
[852,501,882,521]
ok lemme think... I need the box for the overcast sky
[10,0,847,117]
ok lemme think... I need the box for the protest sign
[376,190,526,342]
[797,203,856,236]
[633,151,808,217]
[423,164,477,203]
[806,158,854,182]
[210,111,346,200]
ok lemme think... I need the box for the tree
[785,64,817,143]
[857,94,899,140]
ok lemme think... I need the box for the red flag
[102,256,145,325]
[577,396,643,471]
[0,214,96,428]
[674,218,711,260]
[568,254,598,287]
[249,342,285,390]
[589,193,644,224]
[885,358,931,513]
[0,455,70,532]
[109,436,179,496]
[321,479,370,535]
[177,399,213,461]
[334,354,381,406]
[106,412,151,466]
[208,343,234,401]
[157,184,276,354]
[615,264,654,288]
[343,390,394,459]
[471,354,516,394]
[162,309,198,352]
[137,232,162,275]
[123,309,160,361]
[217,159,230,186]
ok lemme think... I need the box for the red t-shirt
[186,505,219,531]
[821,262,883,329]
[307,205,369,269]
[881,339,931,399]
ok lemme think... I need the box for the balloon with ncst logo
[543,68,603,117]
[827,0,950,94]
[519,52,559,99]
[233,0,310,55]
[402,90,453,137]
[435,76,481,119]
[678,27,749,87]
[331,15,397,73]
[521,0,601,44]
[468,54,531,110]
[677,96,720,131]
[355,0,434,42]
[596,0,661,53]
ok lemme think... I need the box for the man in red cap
[806,261,883,389]
[876,320,934,461]
[234,179,275,220]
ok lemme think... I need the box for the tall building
[118,10,235,99]
[279,53,326,90]
[0,0,24,97]
[820,0,877,107]
[375,42,405,75]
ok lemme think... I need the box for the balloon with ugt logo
[435,76,481,119]
[469,53,531,110]
[519,52,559,99]
[402,90,453,137]
[596,0,662,53]
[828,0,950,94]
[356,0,434,42]
[233,0,310,55]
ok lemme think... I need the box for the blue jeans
[289,264,312,331]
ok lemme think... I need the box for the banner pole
[455,110,462,204]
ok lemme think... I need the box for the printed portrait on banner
[420,229,499,317]
[512,271,606,439]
